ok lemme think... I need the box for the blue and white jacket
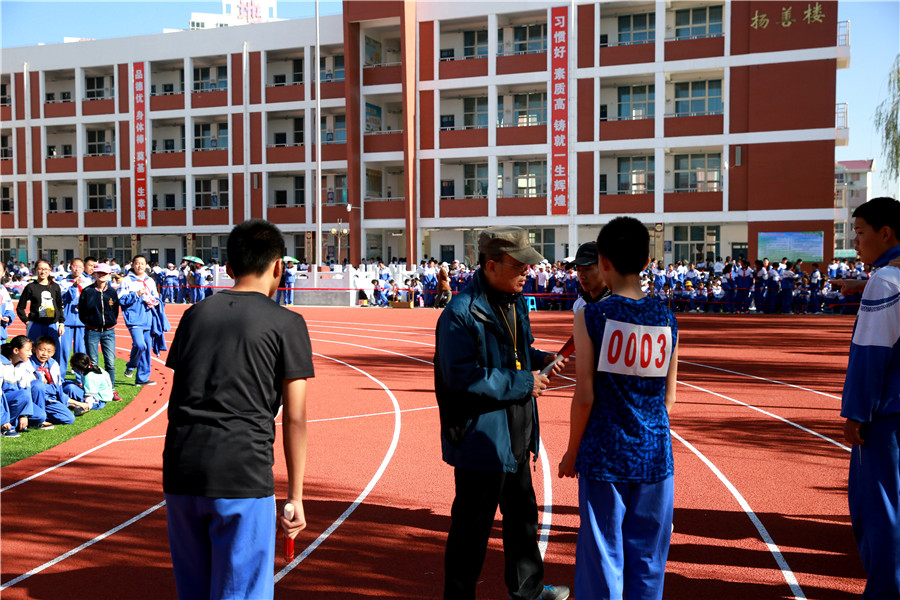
[119,273,160,328]
[841,244,900,422]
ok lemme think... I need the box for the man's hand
[558,451,577,479]
[530,371,550,398]
[843,418,865,445]
[279,499,307,539]
[542,353,568,378]
[58,323,65,337]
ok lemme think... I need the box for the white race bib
[597,319,672,378]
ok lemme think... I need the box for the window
[673,225,720,264]
[293,118,304,144]
[0,186,11,213]
[440,114,455,130]
[45,92,55,102]
[273,74,287,86]
[441,179,456,198]
[193,66,227,92]
[195,178,228,209]
[48,196,74,213]
[617,85,654,120]
[194,123,212,150]
[511,23,547,54]
[62,144,73,157]
[217,123,228,149]
[513,161,547,197]
[463,97,489,129]
[0,83,8,106]
[463,30,488,57]
[87,182,115,211]
[274,190,287,207]
[320,56,345,82]
[190,20,205,30]
[528,228,556,262]
[293,59,304,84]
[85,76,106,100]
[162,83,175,95]
[673,153,721,192]
[618,13,655,45]
[675,5,723,39]
[325,174,348,205]
[512,92,546,126]
[321,115,346,143]
[0,135,10,158]
[617,156,655,194]
[294,176,305,206]
[333,55,345,81]
[274,132,287,147]
[599,174,608,194]
[673,80,722,116]
[86,130,112,156]
[464,163,489,198]
[440,49,455,60]
[47,145,57,158]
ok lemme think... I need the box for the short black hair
[226,219,285,277]
[34,336,56,349]
[596,216,649,275]
[853,197,900,238]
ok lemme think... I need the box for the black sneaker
[137,380,157,386]
[538,585,570,600]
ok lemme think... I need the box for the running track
[0,305,866,599]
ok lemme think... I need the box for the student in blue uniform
[1,336,34,434]
[753,260,767,312]
[59,258,91,374]
[840,196,900,600]
[559,216,679,600]
[27,336,76,426]
[119,255,160,387]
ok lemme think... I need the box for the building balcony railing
[365,195,405,202]
[665,185,721,194]
[497,120,546,128]
[45,98,74,104]
[602,114,654,122]
[836,102,849,146]
[440,53,488,62]
[837,21,850,46]
[664,110,723,118]
[150,86,186,96]
[439,124,487,132]
[440,194,489,200]
[664,32,723,42]
[364,128,403,135]
[600,38,655,48]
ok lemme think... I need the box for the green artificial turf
[1,359,146,467]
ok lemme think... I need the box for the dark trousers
[444,463,543,600]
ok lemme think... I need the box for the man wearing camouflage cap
[434,226,569,600]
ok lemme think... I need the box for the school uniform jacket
[841,245,900,422]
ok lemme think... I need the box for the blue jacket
[434,270,550,472]
[119,274,159,328]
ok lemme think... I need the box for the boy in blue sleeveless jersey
[559,216,679,600]
[841,196,900,600]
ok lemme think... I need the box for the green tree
[874,54,900,180]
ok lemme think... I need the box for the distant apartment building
[1,1,850,268]
[834,158,875,253]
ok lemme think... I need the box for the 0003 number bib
[597,319,672,378]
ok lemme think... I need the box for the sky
[1,0,898,198]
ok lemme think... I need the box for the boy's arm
[559,310,594,478]
[281,377,308,539]
[665,341,679,413]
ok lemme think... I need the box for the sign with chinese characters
[751,2,826,29]
[133,62,148,227]
[550,5,568,216]
[235,0,263,23]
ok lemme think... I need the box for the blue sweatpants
[576,476,674,600]
[165,494,276,600]
[126,326,152,384]
[59,325,86,375]
[2,388,32,428]
[849,414,900,599]
[29,382,75,425]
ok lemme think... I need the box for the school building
[1,0,850,268]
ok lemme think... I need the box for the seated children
[63,352,117,415]
[26,336,76,426]
[1,335,51,431]
[371,279,389,307]
[559,216,679,599]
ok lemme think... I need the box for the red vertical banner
[133,62,148,227]
[550,6,569,216]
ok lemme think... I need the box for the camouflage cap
[478,226,544,265]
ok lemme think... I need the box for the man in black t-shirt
[163,220,314,600]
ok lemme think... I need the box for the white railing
[836,103,849,129]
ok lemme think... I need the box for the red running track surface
[0,305,866,599]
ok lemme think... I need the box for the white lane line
[677,381,850,453]
[0,348,169,494]
[679,361,841,400]
[274,351,402,583]
[671,431,807,600]
[0,500,167,590]
[537,439,552,558]
[307,328,437,347]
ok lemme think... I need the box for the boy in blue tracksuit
[559,216,679,600]
[840,197,900,600]
[119,254,160,386]
[27,336,76,426]
[60,258,92,374]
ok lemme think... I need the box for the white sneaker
[125,368,135,378]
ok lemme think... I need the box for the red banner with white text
[550,5,569,215]
[133,62,148,227]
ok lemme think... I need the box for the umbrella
[283,255,298,263]
[182,256,203,264]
